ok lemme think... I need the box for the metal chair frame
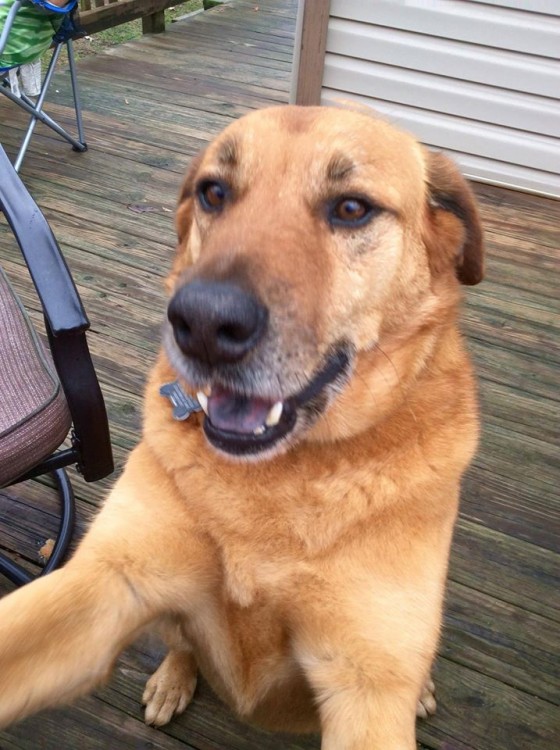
[0,0,87,172]
[0,145,113,585]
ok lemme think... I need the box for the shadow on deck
[0,1,558,748]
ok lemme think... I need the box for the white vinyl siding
[320,0,560,198]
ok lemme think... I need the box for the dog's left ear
[424,150,484,285]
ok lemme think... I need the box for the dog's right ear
[166,151,206,293]
[175,150,205,245]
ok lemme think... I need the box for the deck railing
[77,0,183,35]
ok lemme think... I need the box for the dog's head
[163,106,483,460]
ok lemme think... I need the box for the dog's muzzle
[167,279,351,458]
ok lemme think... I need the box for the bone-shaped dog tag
[159,381,202,421]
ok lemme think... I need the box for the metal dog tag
[159,380,202,421]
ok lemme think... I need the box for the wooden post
[142,9,165,34]
[291,0,330,105]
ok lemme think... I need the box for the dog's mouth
[196,348,351,457]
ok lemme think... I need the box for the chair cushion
[0,267,71,486]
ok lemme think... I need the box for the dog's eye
[197,180,228,212]
[330,197,374,227]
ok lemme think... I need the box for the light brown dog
[0,106,483,749]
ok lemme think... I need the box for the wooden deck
[0,1,559,748]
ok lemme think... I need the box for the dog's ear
[166,151,206,293]
[175,149,205,245]
[424,151,484,285]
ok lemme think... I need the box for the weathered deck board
[0,1,559,748]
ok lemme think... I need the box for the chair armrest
[0,146,113,482]
[0,145,88,335]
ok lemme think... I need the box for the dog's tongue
[207,386,274,434]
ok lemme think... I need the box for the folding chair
[0,0,87,172]
[0,145,113,586]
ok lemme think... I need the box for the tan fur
[0,106,483,749]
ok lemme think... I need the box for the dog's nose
[168,280,268,366]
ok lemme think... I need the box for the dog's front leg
[0,556,150,728]
[295,588,441,749]
[0,443,209,729]
[305,658,419,750]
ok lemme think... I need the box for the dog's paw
[416,677,437,720]
[142,650,197,727]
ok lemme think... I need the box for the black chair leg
[43,468,76,574]
[0,551,31,586]
[0,469,76,586]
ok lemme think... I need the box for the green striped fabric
[0,0,62,69]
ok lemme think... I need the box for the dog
[0,105,483,749]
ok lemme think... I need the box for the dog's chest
[184,546,300,714]
[213,530,302,608]
[189,454,383,564]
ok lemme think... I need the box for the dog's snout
[168,280,268,366]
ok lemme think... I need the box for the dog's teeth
[253,425,266,436]
[196,392,209,415]
[265,401,283,427]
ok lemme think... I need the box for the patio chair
[0,0,87,172]
[0,144,113,586]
